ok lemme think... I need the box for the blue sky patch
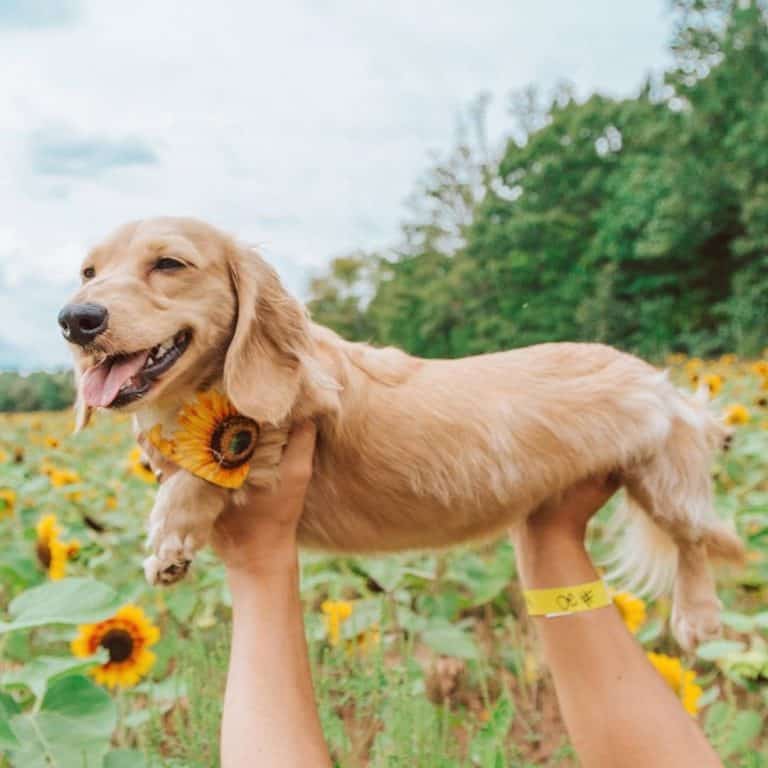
[29,129,159,178]
[0,0,81,28]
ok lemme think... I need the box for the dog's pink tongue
[82,351,150,408]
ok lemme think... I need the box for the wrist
[515,527,596,590]
[225,542,299,590]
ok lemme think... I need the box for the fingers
[284,420,317,459]
[571,474,621,517]
[279,420,317,484]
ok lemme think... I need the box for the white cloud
[0,0,671,366]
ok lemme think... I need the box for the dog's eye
[82,266,95,280]
[154,257,186,272]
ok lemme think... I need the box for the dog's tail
[606,497,744,598]
[606,498,679,597]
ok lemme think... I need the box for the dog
[59,216,744,650]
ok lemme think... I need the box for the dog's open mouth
[82,330,191,408]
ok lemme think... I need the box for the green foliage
[0,371,75,413]
[308,0,768,360]
[6,675,117,768]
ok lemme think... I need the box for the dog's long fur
[64,217,744,650]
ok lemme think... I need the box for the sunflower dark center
[211,416,259,469]
[100,629,135,663]
[229,430,251,455]
[36,542,51,568]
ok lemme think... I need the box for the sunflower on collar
[148,390,260,489]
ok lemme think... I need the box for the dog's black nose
[58,303,109,346]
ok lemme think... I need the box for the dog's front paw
[143,533,196,586]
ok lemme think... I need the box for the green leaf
[357,558,407,593]
[635,617,663,645]
[8,675,116,768]
[104,749,148,768]
[722,710,763,758]
[720,611,755,633]
[754,611,768,630]
[0,578,122,633]
[2,654,104,703]
[421,625,479,660]
[41,675,117,738]
[696,639,746,661]
[0,716,18,750]
[165,588,198,624]
[0,691,20,718]
[0,692,20,749]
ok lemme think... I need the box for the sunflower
[321,600,354,646]
[45,466,81,487]
[0,448,8,463]
[751,361,768,378]
[685,358,702,373]
[612,591,647,634]
[646,652,702,716]
[149,391,260,489]
[725,403,750,426]
[129,447,156,484]
[685,358,703,383]
[35,514,80,581]
[702,374,723,398]
[0,488,16,519]
[347,625,380,657]
[44,435,60,449]
[71,604,159,688]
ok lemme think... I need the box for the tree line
[0,371,75,413]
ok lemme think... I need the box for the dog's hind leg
[609,393,743,650]
[670,541,721,651]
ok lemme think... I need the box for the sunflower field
[0,356,767,767]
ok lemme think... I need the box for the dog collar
[148,390,259,489]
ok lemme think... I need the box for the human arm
[514,479,723,768]
[213,422,332,768]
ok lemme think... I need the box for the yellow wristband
[523,579,611,617]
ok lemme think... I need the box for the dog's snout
[58,303,109,346]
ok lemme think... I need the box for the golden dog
[59,217,743,650]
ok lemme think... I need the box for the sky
[0,0,671,368]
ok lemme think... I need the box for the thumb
[280,421,317,480]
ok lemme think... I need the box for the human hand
[515,476,620,590]
[524,475,620,544]
[212,421,316,576]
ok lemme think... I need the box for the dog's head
[60,217,324,430]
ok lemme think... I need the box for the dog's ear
[224,243,313,424]
[73,370,93,432]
